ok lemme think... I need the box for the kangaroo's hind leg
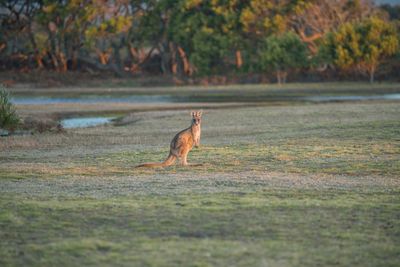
[181,149,190,166]
[181,149,203,167]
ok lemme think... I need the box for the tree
[189,28,229,75]
[290,0,379,53]
[36,0,93,72]
[168,0,228,75]
[322,17,399,83]
[240,0,318,50]
[0,0,44,68]
[240,0,380,55]
[208,0,249,70]
[133,0,192,76]
[84,0,132,69]
[259,32,308,84]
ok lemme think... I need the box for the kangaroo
[136,111,202,168]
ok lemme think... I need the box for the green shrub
[0,87,20,131]
[258,32,309,84]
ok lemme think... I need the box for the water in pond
[302,93,400,102]
[12,93,400,105]
[61,117,114,129]
[13,92,400,129]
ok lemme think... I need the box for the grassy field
[1,83,400,266]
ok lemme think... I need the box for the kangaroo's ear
[198,110,203,116]
[191,111,195,117]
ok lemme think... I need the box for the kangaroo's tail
[135,153,176,168]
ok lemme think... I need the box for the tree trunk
[369,65,376,84]
[48,30,68,72]
[235,50,243,69]
[170,42,178,75]
[276,70,282,85]
[0,43,5,53]
[49,32,59,70]
[128,45,142,73]
[177,46,193,76]
[298,32,322,54]
[79,56,124,77]
[112,42,122,71]
[33,49,45,69]
[99,53,108,65]
[158,41,171,75]
[58,52,67,72]
[71,50,78,70]
[51,53,59,70]
[128,44,157,73]
[95,48,111,65]
[28,29,44,69]
[35,54,45,69]
[282,71,287,84]
[129,46,139,59]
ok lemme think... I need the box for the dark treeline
[0,0,399,84]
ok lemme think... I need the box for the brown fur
[135,111,202,168]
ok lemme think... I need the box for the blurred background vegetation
[0,0,399,85]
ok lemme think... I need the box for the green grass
[1,84,400,266]
[1,190,399,266]
[2,139,398,179]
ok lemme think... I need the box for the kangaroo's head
[191,110,202,126]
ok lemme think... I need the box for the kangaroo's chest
[192,128,201,144]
